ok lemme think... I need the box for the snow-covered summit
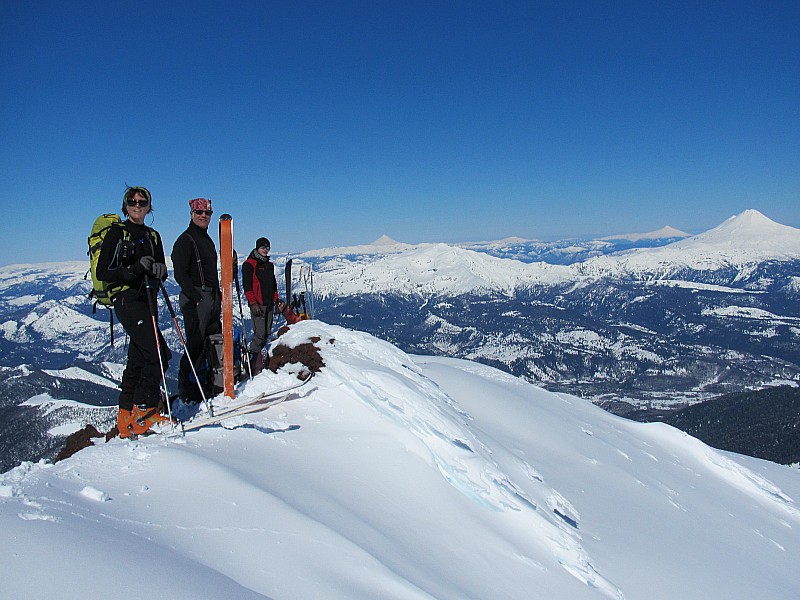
[371,233,401,246]
[676,209,800,252]
[602,225,690,242]
[579,209,800,277]
[1,321,798,599]
[298,236,416,258]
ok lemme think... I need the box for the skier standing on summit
[171,198,221,403]
[241,237,279,375]
[95,186,171,437]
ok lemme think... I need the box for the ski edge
[179,392,291,432]
[180,373,315,432]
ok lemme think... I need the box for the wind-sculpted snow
[2,322,799,599]
[309,329,624,597]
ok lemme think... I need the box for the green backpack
[87,214,125,307]
[87,214,155,345]
[87,213,160,306]
[86,214,125,344]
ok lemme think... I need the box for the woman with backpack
[95,186,171,438]
[241,237,279,375]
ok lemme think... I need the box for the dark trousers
[113,289,171,410]
[178,287,221,401]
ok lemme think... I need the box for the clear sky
[1,1,798,265]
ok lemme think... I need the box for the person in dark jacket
[96,186,171,437]
[241,237,278,375]
[171,198,221,402]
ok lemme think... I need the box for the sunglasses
[193,209,213,216]
[126,198,150,207]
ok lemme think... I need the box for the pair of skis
[178,374,314,433]
[283,259,315,322]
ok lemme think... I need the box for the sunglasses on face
[193,209,213,216]
[258,245,270,251]
[126,198,150,207]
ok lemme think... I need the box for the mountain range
[0,209,798,471]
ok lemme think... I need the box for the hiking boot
[117,408,134,439]
[249,351,264,376]
[131,405,173,435]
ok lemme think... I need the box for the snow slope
[2,321,799,599]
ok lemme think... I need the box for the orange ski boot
[131,405,174,435]
[117,408,134,439]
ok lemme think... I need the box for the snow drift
[1,321,799,599]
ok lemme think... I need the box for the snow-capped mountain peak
[580,209,800,276]
[602,225,690,242]
[371,234,401,246]
[680,209,800,249]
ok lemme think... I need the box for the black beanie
[256,237,270,250]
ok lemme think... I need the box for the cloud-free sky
[1,1,798,264]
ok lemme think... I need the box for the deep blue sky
[1,1,798,265]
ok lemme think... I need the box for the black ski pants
[113,288,171,411]
[178,287,221,401]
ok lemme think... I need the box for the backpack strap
[179,230,206,290]
[109,305,115,346]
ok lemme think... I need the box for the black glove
[151,262,167,279]
[137,256,154,274]
[250,303,264,317]
[273,300,281,315]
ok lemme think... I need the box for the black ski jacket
[171,222,220,303]
[96,220,166,299]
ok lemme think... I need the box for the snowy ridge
[41,366,119,389]
[311,243,572,297]
[2,321,799,599]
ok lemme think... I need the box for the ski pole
[232,250,253,380]
[145,276,175,430]
[309,263,315,318]
[159,281,213,416]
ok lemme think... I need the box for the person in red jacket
[241,237,279,375]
